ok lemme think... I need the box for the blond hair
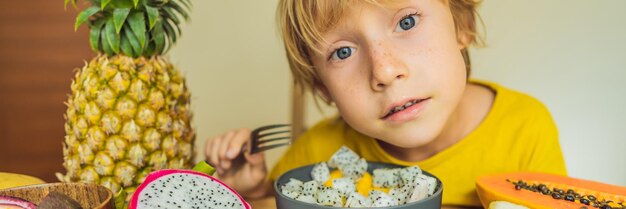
[277,0,482,100]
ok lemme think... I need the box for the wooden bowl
[0,182,114,209]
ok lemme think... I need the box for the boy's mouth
[382,97,430,119]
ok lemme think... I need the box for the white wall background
[170,0,625,186]
[470,0,626,186]
[169,0,293,167]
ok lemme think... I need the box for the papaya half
[476,172,626,209]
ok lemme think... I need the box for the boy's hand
[205,129,269,197]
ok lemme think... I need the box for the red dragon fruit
[0,195,36,209]
[128,162,250,209]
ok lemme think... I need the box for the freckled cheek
[331,84,357,105]
[333,88,372,118]
[324,67,365,96]
[418,42,465,75]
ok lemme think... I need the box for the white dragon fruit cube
[390,183,415,205]
[281,178,303,193]
[341,158,368,180]
[310,162,330,183]
[295,194,316,204]
[302,180,320,197]
[368,190,385,201]
[370,190,399,207]
[407,176,429,203]
[331,177,356,195]
[373,168,401,188]
[328,146,360,169]
[344,192,373,208]
[281,189,301,199]
[417,174,438,195]
[316,187,344,207]
[398,165,422,185]
[280,178,304,200]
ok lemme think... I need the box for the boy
[205,0,567,207]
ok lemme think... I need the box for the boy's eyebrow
[315,1,406,44]
[294,0,409,57]
[311,22,356,55]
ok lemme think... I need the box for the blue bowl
[274,162,443,209]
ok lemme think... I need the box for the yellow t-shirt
[269,81,567,207]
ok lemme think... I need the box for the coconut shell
[38,191,83,209]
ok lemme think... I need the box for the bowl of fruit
[274,146,443,208]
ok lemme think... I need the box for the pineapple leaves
[101,0,111,9]
[178,0,192,11]
[123,25,143,55]
[86,0,100,5]
[113,8,131,34]
[110,0,134,9]
[100,24,113,55]
[163,20,178,45]
[89,19,106,52]
[181,0,193,9]
[162,21,176,52]
[75,6,101,31]
[104,18,121,54]
[145,41,156,56]
[120,33,134,56]
[64,0,78,9]
[163,7,181,25]
[128,12,147,48]
[145,6,159,30]
[152,19,166,54]
[68,0,192,56]
[167,1,190,21]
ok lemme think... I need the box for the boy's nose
[369,45,408,91]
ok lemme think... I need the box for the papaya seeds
[38,191,83,209]
[508,180,624,209]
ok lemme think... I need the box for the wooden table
[247,197,276,208]
[247,196,482,209]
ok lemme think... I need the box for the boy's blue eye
[332,47,353,60]
[396,14,419,31]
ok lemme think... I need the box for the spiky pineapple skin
[59,54,195,200]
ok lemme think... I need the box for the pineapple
[57,0,195,202]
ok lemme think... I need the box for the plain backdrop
[170,0,626,186]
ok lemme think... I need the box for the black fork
[225,124,291,170]
[247,124,292,154]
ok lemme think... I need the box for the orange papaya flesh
[356,172,373,196]
[323,170,390,197]
[476,172,626,209]
[323,170,344,187]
